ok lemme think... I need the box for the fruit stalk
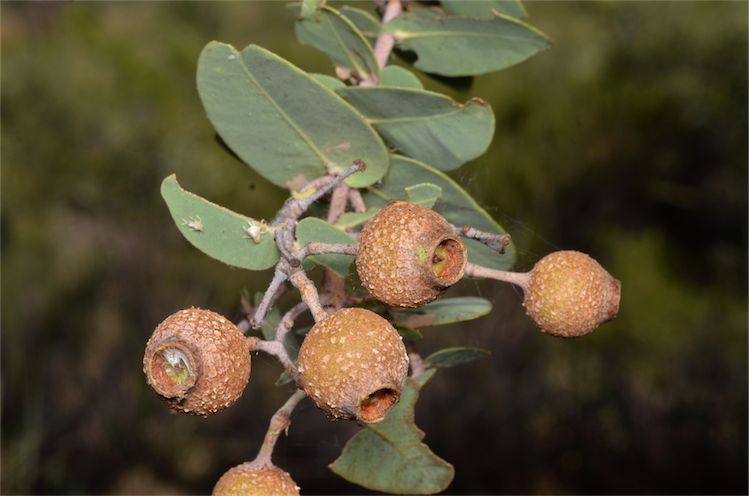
[463,262,531,289]
[251,389,307,468]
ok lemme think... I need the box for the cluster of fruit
[143,201,620,494]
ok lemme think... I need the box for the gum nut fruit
[523,250,621,338]
[212,463,300,496]
[297,307,409,423]
[143,307,251,416]
[356,201,467,308]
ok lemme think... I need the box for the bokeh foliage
[1,1,746,494]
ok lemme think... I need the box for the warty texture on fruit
[356,201,467,308]
[212,463,300,496]
[143,307,251,416]
[523,250,621,338]
[297,307,409,423]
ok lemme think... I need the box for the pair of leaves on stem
[294,1,548,78]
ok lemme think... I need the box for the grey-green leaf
[405,183,442,208]
[337,87,494,170]
[311,73,345,90]
[340,6,381,41]
[329,369,454,494]
[391,296,492,328]
[362,154,515,270]
[300,0,324,19]
[161,175,279,270]
[425,347,491,368]
[292,4,379,81]
[379,65,423,89]
[296,217,356,276]
[441,0,527,19]
[196,42,388,188]
[386,10,550,76]
[333,208,380,231]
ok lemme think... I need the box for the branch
[251,264,289,329]
[298,242,358,259]
[464,262,530,290]
[408,351,426,378]
[288,269,329,322]
[249,389,307,468]
[453,225,512,254]
[249,337,298,377]
[321,268,346,311]
[348,188,367,213]
[274,300,309,347]
[360,0,403,86]
[327,183,350,224]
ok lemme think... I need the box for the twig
[464,262,530,290]
[274,300,309,346]
[327,183,350,224]
[408,351,426,378]
[321,268,346,311]
[348,188,367,213]
[249,389,307,468]
[298,242,358,259]
[361,0,403,86]
[248,337,298,377]
[288,269,329,322]
[453,225,512,254]
[251,264,289,329]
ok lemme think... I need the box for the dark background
[2,1,747,494]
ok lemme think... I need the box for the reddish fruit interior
[358,388,398,423]
[431,238,465,284]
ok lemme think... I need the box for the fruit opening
[358,388,399,423]
[431,237,466,286]
[148,343,196,398]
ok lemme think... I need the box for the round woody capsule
[524,251,621,338]
[212,463,300,496]
[356,201,467,308]
[143,307,251,416]
[297,308,409,423]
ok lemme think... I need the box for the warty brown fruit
[143,307,251,416]
[524,250,621,338]
[356,201,467,308]
[212,463,300,496]
[297,307,409,423]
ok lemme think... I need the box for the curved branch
[249,389,307,468]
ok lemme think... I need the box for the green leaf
[340,6,381,41]
[161,175,279,270]
[386,10,550,76]
[300,0,324,19]
[441,0,527,19]
[275,370,295,387]
[292,4,379,81]
[362,154,515,270]
[425,347,491,368]
[379,65,423,89]
[311,73,345,90]
[391,297,492,328]
[196,42,388,188]
[333,208,380,231]
[330,369,454,494]
[394,324,423,342]
[405,183,442,208]
[337,87,494,170]
[296,217,356,276]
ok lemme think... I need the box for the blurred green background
[2,1,746,494]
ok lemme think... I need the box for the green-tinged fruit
[356,201,467,308]
[143,307,251,416]
[297,308,409,423]
[524,251,621,338]
[212,463,300,496]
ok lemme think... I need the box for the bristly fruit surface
[143,307,251,416]
[524,251,621,338]
[212,463,300,496]
[297,307,409,423]
[356,201,467,308]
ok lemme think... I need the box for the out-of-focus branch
[360,0,403,86]
[249,389,306,468]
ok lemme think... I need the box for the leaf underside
[391,296,492,328]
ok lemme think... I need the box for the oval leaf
[333,208,380,231]
[161,175,279,270]
[425,347,491,368]
[311,73,345,90]
[292,4,379,81]
[391,296,492,328]
[337,87,494,170]
[330,369,454,494]
[386,10,550,76]
[379,65,423,89]
[362,154,516,270]
[441,0,527,19]
[405,183,442,208]
[296,217,356,276]
[340,6,381,41]
[197,42,388,188]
